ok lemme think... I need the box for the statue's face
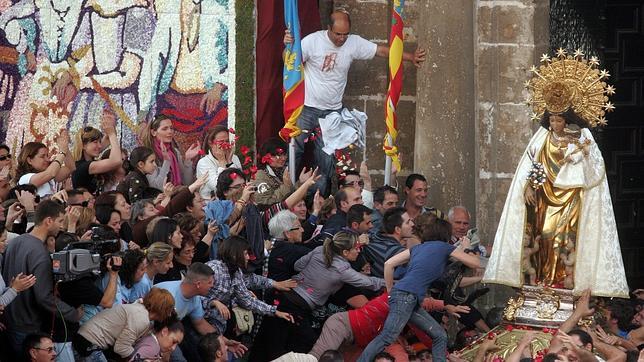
[549,115,566,133]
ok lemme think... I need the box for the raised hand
[101,109,117,135]
[185,142,201,161]
[283,167,293,188]
[189,172,209,193]
[298,167,313,184]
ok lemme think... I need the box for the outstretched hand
[412,47,427,67]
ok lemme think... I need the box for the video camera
[52,230,121,282]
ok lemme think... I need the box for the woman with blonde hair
[71,110,122,195]
[140,116,200,187]
[14,133,74,197]
[258,231,384,358]
[129,242,174,300]
[64,206,96,237]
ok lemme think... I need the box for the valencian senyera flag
[384,0,404,171]
[280,0,305,141]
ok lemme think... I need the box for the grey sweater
[1,233,78,333]
[292,246,385,309]
[0,257,17,306]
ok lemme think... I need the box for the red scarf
[154,139,182,185]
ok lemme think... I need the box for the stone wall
[474,0,549,246]
[336,0,420,188]
[414,0,476,217]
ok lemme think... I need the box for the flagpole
[289,138,296,185]
[384,134,393,186]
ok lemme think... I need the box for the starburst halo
[526,49,616,127]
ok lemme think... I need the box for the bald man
[285,10,426,196]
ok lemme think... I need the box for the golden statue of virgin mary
[483,49,629,298]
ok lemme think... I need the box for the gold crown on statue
[525,48,616,127]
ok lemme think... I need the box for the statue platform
[457,286,580,361]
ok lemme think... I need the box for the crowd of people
[0,6,642,362]
[0,112,642,362]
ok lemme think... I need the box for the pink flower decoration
[240,145,250,155]
[229,173,238,180]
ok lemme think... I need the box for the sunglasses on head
[0,154,12,161]
[70,201,90,207]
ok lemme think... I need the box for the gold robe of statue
[526,131,582,287]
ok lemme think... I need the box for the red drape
[255,0,321,146]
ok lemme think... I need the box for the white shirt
[18,173,55,197]
[301,30,377,110]
[196,153,242,200]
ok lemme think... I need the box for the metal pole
[289,138,297,185]
[384,134,393,186]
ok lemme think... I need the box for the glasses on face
[228,183,245,190]
[343,180,364,187]
[288,225,302,231]
[0,154,12,161]
[34,346,56,353]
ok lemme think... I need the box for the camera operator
[1,200,82,354]
[74,226,126,325]
[53,249,122,362]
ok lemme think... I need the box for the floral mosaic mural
[0,0,236,152]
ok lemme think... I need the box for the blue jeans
[357,289,448,362]
[293,106,339,197]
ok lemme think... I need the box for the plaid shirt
[203,260,277,333]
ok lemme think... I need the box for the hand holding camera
[107,255,122,274]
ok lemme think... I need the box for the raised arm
[375,45,427,67]
[284,168,320,208]
[88,111,122,175]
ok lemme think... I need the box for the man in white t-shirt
[285,9,426,196]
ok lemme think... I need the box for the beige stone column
[475,0,549,245]
[414,0,476,216]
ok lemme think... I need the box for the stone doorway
[551,0,644,289]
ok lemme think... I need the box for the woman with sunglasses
[141,116,201,188]
[0,145,14,181]
[196,125,242,200]
[71,110,123,195]
[207,168,319,268]
[15,131,74,197]
[254,137,314,206]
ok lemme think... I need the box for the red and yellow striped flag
[384,0,405,171]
